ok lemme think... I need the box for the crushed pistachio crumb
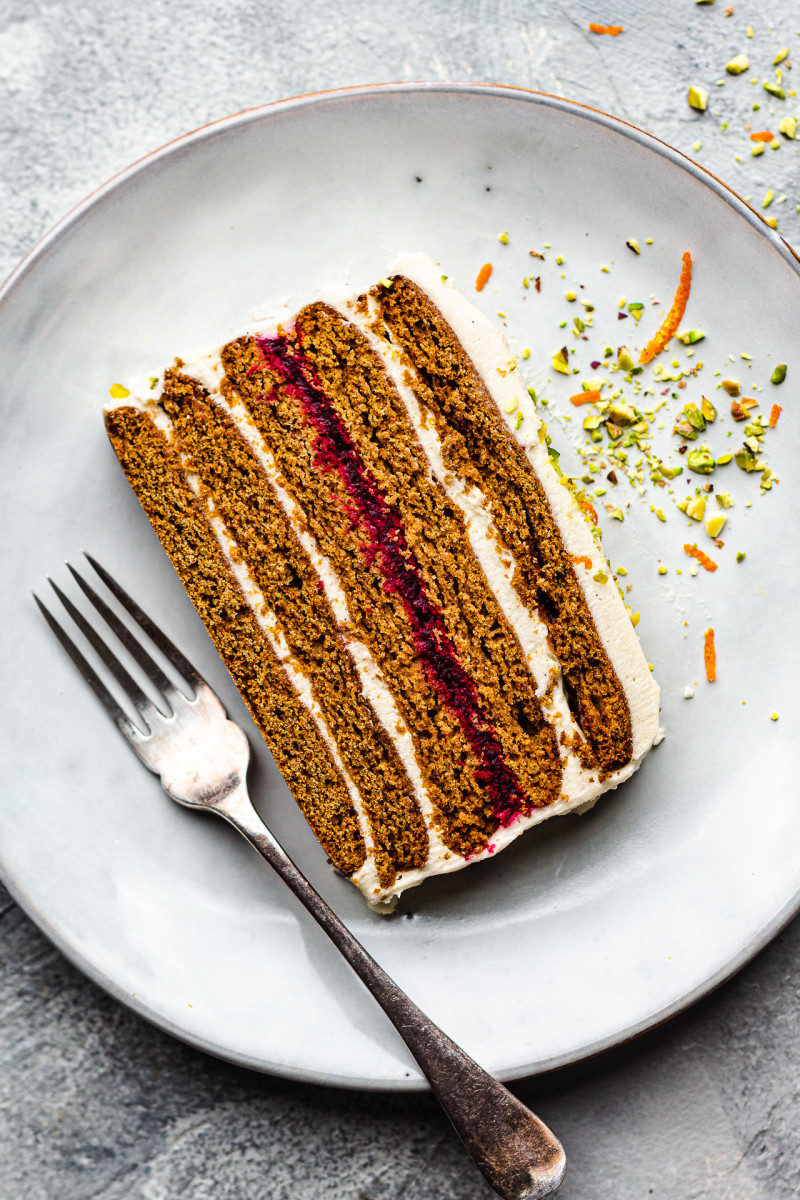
[726,55,750,75]
[498,232,509,244]
[736,550,746,562]
[658,565,668,575]
[770,712,779,721]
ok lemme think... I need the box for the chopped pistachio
[515,411,524,429]
[686,495,707,521]
[736,550,746,562]
[771,712,779,721]
[592,571,609,584]
[504,397,518,413]
[716,453,734,466]
[688,447,716,474]
[721,379,740,396]
[734,446,760,471]
[770,362,787,384]
[716,493,733,508]
[676,329,705,344]
[626,238,640,254]
[688,85,709,111]
[766,217,778,229]
[764,81,786,99]
[616,565,628,576]
[752,142,766,156]
[705,513,728,537]
[699,396,717,422]
[775,47,791,65]
[763,189,775,207]
[583,413,604,430]
[148,376,158,390]
[565,290,577,302]
[610,509,624,521]
[607,401,638,426]
[726,55,750,75]
[657,565,668,575]
[684,402,707,432]
[109,382,130,399]
[498,232,509,244]
[630,611,640,627]
[552,347,570,375]
[617,347,636,372]
[522,348,531,360]
[779,115,797,138]
[380,277,393,288]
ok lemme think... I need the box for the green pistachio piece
[688,447,716,474]
[673,417,699,440]
[688,85,709,110]
[770,363,787,384]
[607,402,637,426]
[726,55,750,75]
[700,396,717,422]
[552,347,570,375]
[684,402,707,431]
[734,446,759,471]
[764,81,786,99]
[779,116,797,139]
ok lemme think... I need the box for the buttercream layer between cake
[105,254,660,907]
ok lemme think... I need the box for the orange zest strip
[684,543,718,572]
[475,263,493,292]
[704,628,716,682]
[750,131,774,142]
[569,388,602,406]
[570,554,593,571]
[769,403,782,427]
[579,499,599,525]
[640,251,693,364]
[589,23,623,35]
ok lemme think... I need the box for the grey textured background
[2,1,800,1196]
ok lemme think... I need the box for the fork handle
[220,791,566,1200]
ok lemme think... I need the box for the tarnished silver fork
[35,553,566,1200]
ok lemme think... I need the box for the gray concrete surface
[2,1,800,1196]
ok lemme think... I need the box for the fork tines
[33,554,204,741]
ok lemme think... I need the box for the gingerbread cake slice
[105,253,660,907]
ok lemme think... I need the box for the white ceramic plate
[1,84,798,1090]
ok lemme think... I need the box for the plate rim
[2,80,799,1091]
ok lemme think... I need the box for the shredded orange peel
[569,389,602,406]
[475,263,493,292]
[639,251,693,364]
[684,543,717,572]
[704,628,716,682]
[769,403,782,427]
[589,23,623,35]
[579,499,599,525]
[750,131,774,142]
[570,554,593,571]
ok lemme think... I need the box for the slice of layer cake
[105,253,660,907]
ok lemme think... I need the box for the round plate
[1,84,798,1090]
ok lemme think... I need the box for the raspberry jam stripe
[256,334,530,826]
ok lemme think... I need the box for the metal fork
[34,554,566,1200]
